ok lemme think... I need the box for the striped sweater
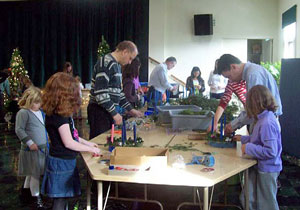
[89,54,133,116]
[219,80,246,109]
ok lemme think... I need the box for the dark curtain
[282,5,297,28]
[0,0,149,87]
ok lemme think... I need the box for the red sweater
[219,80,246,109]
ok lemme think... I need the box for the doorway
[247,39,273,64]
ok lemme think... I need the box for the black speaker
[194,14,213,36]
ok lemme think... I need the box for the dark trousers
[210,92,224,99]
[87,103,113,140]
[146,86,163,107]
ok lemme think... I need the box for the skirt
[41,155,81,198]
[18,144,47,178]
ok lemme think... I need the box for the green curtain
[0,0,149,87]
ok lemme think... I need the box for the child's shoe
[19,188,34,204]
[36,195,51,210]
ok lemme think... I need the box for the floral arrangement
[105,136,144,147]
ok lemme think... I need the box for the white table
[81,127,256,210]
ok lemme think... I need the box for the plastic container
[169,110,214,130]
[157,105,202,124]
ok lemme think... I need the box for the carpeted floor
[0,120,299,210]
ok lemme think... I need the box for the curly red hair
[42,72,81,117]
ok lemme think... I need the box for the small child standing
[15,86,48,209]
[41,72,101,210]
[234,85,282,210]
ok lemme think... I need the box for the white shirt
[148,63,173,93]
[208,71,228,94]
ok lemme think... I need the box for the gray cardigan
[15,109,47,148]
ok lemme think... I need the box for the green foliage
[97,35,111,58]
[178,95,239,122]
[105,136,144,147]
[168,142,199,152]
[73,202,79,210]
[178,109,207,115]
[9,48,29,98]
[261,61,281,86]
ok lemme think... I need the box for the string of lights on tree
[4,48,29,107]
[97,35,111,58]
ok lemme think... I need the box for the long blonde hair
[18,86,42,109]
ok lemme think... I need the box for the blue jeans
[41,155,81,198]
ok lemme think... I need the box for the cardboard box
[108,147,169,175]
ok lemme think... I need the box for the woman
[208,59,228,99]
[122,57,142,107]
[186,66,205,96]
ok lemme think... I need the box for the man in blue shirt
[148,57,177,104]
[217,54,282,134]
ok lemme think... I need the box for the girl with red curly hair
[41,72,101,210]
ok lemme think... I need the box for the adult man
[148,57,177,102]
[88,41,143,139]
[217,54,282,134]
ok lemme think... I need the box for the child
[15,86,48,209]
[41,72,101,210]
[234,85,282,210]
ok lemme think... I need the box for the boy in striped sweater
[207,80,246,133]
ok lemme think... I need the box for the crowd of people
[0,39,283,210]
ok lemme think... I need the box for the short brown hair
[18,86,41,109]
[116,41,137,53]
[63,62,73,75]
[246,85,277,120]
[42,72,80,117]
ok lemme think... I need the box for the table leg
[87,174,91,210]
[98,181,103,210]
[203,187,208,210]
[244,169,249,210]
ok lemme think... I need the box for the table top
[81,127,256,187]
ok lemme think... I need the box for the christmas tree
[97,35,110,58]
[9,48,29,99]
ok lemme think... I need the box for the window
[282,5,297,58]
[283,22,296,58]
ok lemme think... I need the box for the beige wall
[149,0,279,94]
[278,0,300,59]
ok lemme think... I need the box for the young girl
[15,86,48,209]
[41,72,100,210]
[234,85,282,210]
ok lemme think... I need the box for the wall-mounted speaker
[194,14,213,36]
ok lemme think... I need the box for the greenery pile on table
[173,95,239,122]
[178,109,207,115]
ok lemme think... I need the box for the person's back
[208,71,228,97]
[148,63,167,93]
[243,62,282,116]
[148,57,177,94]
